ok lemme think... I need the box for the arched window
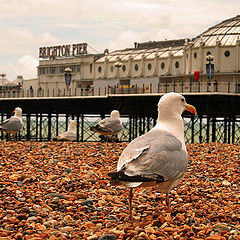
[134,64,139,71]
[148,63,152,70]
[161,62,165,69]
[175,61,179,69]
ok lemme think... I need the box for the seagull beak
[185,104,197,115]
[12,110,15,115]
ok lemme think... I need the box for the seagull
[0,107,23,141]
[90,110,123,142]
[55,120,77,141]
[108,92,197,221]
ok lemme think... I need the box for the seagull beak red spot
[185,104,197,115]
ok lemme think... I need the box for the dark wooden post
[76,115,80,142]
[232,117,235,143]
[228,118,231,144]
[199,114,202,143]
[212,117,216,142]
[48,113,52,141]
[81,114,84,142]
[35,113,38,141]
[56,113,59,137]
[65,114,69,131]
[191,115,195,143]
[26,113,31,141]
[39,113,42,142]
[223,117,227,143]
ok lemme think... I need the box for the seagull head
[158,92,197,117]
[110,110,120,118]
[68,120,77,131]
[13,107,22,118]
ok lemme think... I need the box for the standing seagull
[109,92,197,221]
[0,107,23,141]
[90,110,123,142]
[55,120,77,141]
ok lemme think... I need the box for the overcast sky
[0,0,239,81]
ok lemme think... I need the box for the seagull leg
[166,192,171,209]
[128,188,134,221]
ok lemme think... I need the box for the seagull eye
[181,99,185,103]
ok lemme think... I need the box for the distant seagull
[55,120,77,141]
[0,107,23,141]
[109,92,197,221]
[90,110,123,142]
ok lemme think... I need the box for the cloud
[16,55,38,80]
[0,0,239,81]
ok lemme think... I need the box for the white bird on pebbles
[0,107,23,141]
[55,120,77,141]
[109,92,197,221]
[90,110,123,142]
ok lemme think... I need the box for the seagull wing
[0,117,22,132]
[94,118,122,133]
[116,129,188,184]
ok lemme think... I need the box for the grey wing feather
[98,118,123,133]
[0,117,22,131]
[117,129,188,181]
[57,131,76,141]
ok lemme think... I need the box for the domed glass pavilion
[94,15,240,94]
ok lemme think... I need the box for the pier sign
[39,43,88,59]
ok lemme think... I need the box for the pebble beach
[0,141,239,240]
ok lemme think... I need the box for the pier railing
[0,113,239,143]
[0,81,239,98]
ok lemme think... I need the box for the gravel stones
[0,141,239,239]
[98,234,116,240]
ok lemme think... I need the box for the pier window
[134,64,139,71]
[148,63,152,70]
[71,66,76,72]
[98,66,102,73]
[77,65,81,72]
[50,67,55,74]
[194,52,197,58]
[41,67,48,74]
[175,61,179,69]
[122,65,126,71]
[161,62,165,69]
[60,67,65,73]
[224,50,230,57]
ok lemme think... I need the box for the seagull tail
[90,125,109,133]
[108,170,165,185]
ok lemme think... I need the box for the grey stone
[47,193,66,199]
[98,234,116,240]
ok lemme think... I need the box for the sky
[0,0,239,82]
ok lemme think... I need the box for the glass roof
[193,15,240,47]
[96,15,240,63]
